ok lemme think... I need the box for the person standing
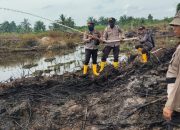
[83,21,101,76]
[163,11,180,129]
[99,17,123,72]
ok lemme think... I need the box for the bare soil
[0,47,178,130]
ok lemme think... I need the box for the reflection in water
[0,37,176,82]
[0,46,85,82]
[0,45,128,82]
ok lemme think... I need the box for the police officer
[83,21,101,76]
[163,11,180,129]
[99,17,123,72]
[135,26,154,63]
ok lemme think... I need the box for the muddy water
[0,36,177,83]
[0,45,128,82]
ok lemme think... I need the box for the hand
[120,38,124,42]
[100,39,106,43]
[89,35,93,40]
[121,36,125,39]
[163,107,173,121]
[92,36,100,40]
[135,37,140,41]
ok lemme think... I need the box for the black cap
[87,20,95,25]
[108,17,116,23]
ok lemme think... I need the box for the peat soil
[0,47,177,130]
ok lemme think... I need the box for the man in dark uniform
[135,26,154,63]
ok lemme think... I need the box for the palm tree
[20,19,32,33]
[34,21,46,32]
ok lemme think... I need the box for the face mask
[88,25,94,32]
[109,22,115,28]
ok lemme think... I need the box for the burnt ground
[0,48,178,130]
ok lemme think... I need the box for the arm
[165,49,180,108]
[164,76,180,120]
[103,27,108,41]
[139,34,148,43]
[98,32,101,39]
[118,27,125,41]
[83,32,91,43]
[97,31,102,43]
[163,47,180,120]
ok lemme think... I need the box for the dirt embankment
[0,47,177,130]
[0,31,82,53]
[0,27,175,54]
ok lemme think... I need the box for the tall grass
[0,20,173,49]
[0,31,82,49]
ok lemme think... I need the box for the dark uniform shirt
[138,31,154,49]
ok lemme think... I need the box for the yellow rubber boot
[83,65,88,75]
[113,62,119,69]
[92,64,99,76]
[142,53,148,63]
[99,62,106,73]
[138,48,143,54]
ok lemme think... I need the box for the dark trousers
[101,46,120,62]
[84,49,98,65]
[166,111,180,130]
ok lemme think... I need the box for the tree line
[0,19,45,33]
[87,14,172,27]
[0,3,179,33]
[0,14,173,33]
[0,14,75,33]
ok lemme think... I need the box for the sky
[0,0,179,26]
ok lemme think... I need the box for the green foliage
[87,17,98,24]
[9,21,17,32]
[83,14,171,31]
[20,19,32,33]
[49,14,75,31]
[0,21,11,32]
[163,17,173,23]
[177,3,180,13]
[34,21,46,32]
[98,17,109,25]
[0,21,17,33]
[95,25,106,31]
[148,14,153,21]
[0,6,177,34]
[101,15,172,30]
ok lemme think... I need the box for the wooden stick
[103,37,138,43]
[123,96,166,120]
